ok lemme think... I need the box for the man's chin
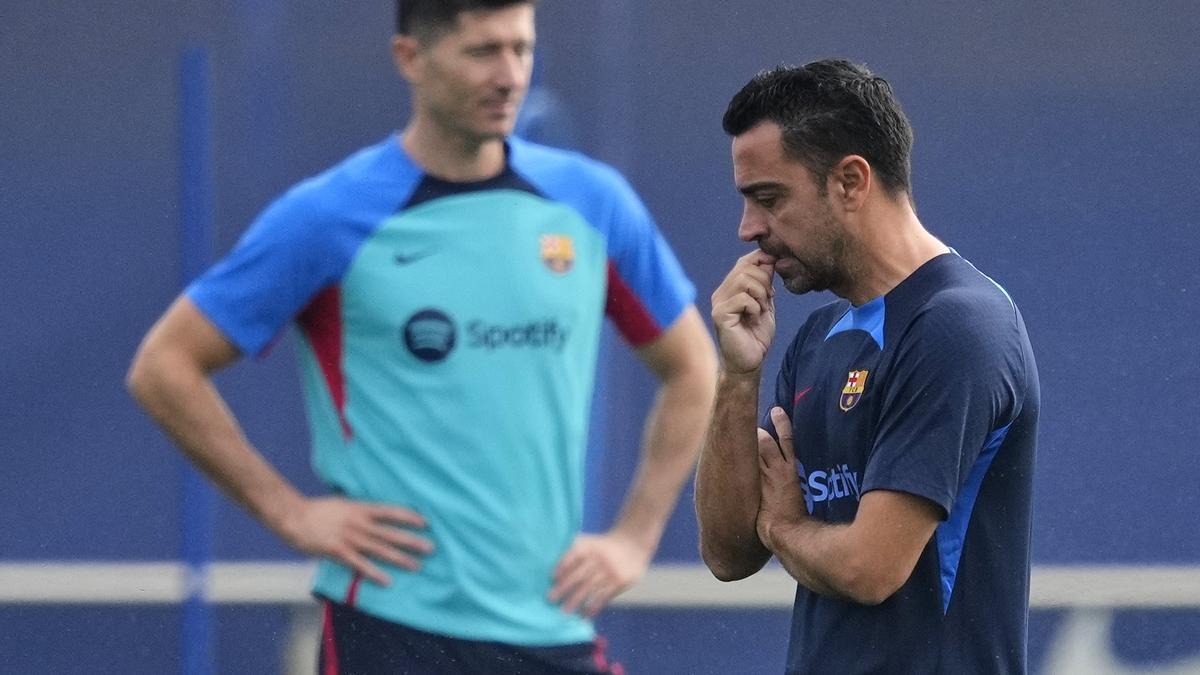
[780,275,812,295]
[480,115,520,137]
[476,126,515,142]
[781,273,830,296]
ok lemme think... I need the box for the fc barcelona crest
[839,370,869,412]
[540,234,575,274]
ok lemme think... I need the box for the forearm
[761,518,866,601]
[695,368,772,580]
[762,499,928,606]
[127,348,305,538]
[610,366,715,552]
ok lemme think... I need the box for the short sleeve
[861,303,1023,516]
[507,139,695,345]
[599,169,695,345]
[186,188,343,357]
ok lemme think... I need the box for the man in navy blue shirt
[695,59,1039,673]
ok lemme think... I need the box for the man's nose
[494,50,529,91]
[737,206,766,243]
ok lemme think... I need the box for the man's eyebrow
[737,181,785,196]
[464,36,534,49]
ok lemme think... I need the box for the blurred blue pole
[178,45,216,675]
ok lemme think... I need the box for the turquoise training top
[186,134,695,646]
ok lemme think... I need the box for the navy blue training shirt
[768,252,1039,674]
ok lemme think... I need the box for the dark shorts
[318,600,624,675]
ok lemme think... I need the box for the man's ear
[392,34,423,83]
[828,155,871,212]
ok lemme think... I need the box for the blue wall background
[2,1,1198,673]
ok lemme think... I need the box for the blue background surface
[2,1,1198,672]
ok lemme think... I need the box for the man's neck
[401,118,507,182]
[840,200,950,306]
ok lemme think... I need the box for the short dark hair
[722,59,914,196]
[397,0,536,42]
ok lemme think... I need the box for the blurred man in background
[696,59,1039,673]
[127,1,716,672]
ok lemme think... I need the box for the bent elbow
[702,556,752,583]
[125,352,153,403]
[840,565,908,606]
[699,540,768,582]
[125,343,175,408]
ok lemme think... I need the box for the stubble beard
[778,219,853,296]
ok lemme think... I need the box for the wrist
[719,365,762,385]
[609,522,660,559]
[759,513,804,553]
[262,489,308,542]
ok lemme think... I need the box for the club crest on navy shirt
[839,369,869,412]
[540,234,575,274]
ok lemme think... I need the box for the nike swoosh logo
[793,386,813,405]
[394,250,436,265]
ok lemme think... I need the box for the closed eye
[738,182,786,210]
[466,44,501,58]
[465,41,533,59]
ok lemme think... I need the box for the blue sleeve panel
[862,286,1028,515]
[185,138,422,356]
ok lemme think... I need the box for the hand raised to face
[710,250,777,374]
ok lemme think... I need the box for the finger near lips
[741,249,777,266]
[747,253,778,281]
[740,260,775,283]
[738,275,770,305]
[737,250,765,266]
[716,268,772,310]
[724,253,772,290]
[722,262,752,289]
[715,295,760,330]
[731,271,772,300]
[732,292,764,318]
